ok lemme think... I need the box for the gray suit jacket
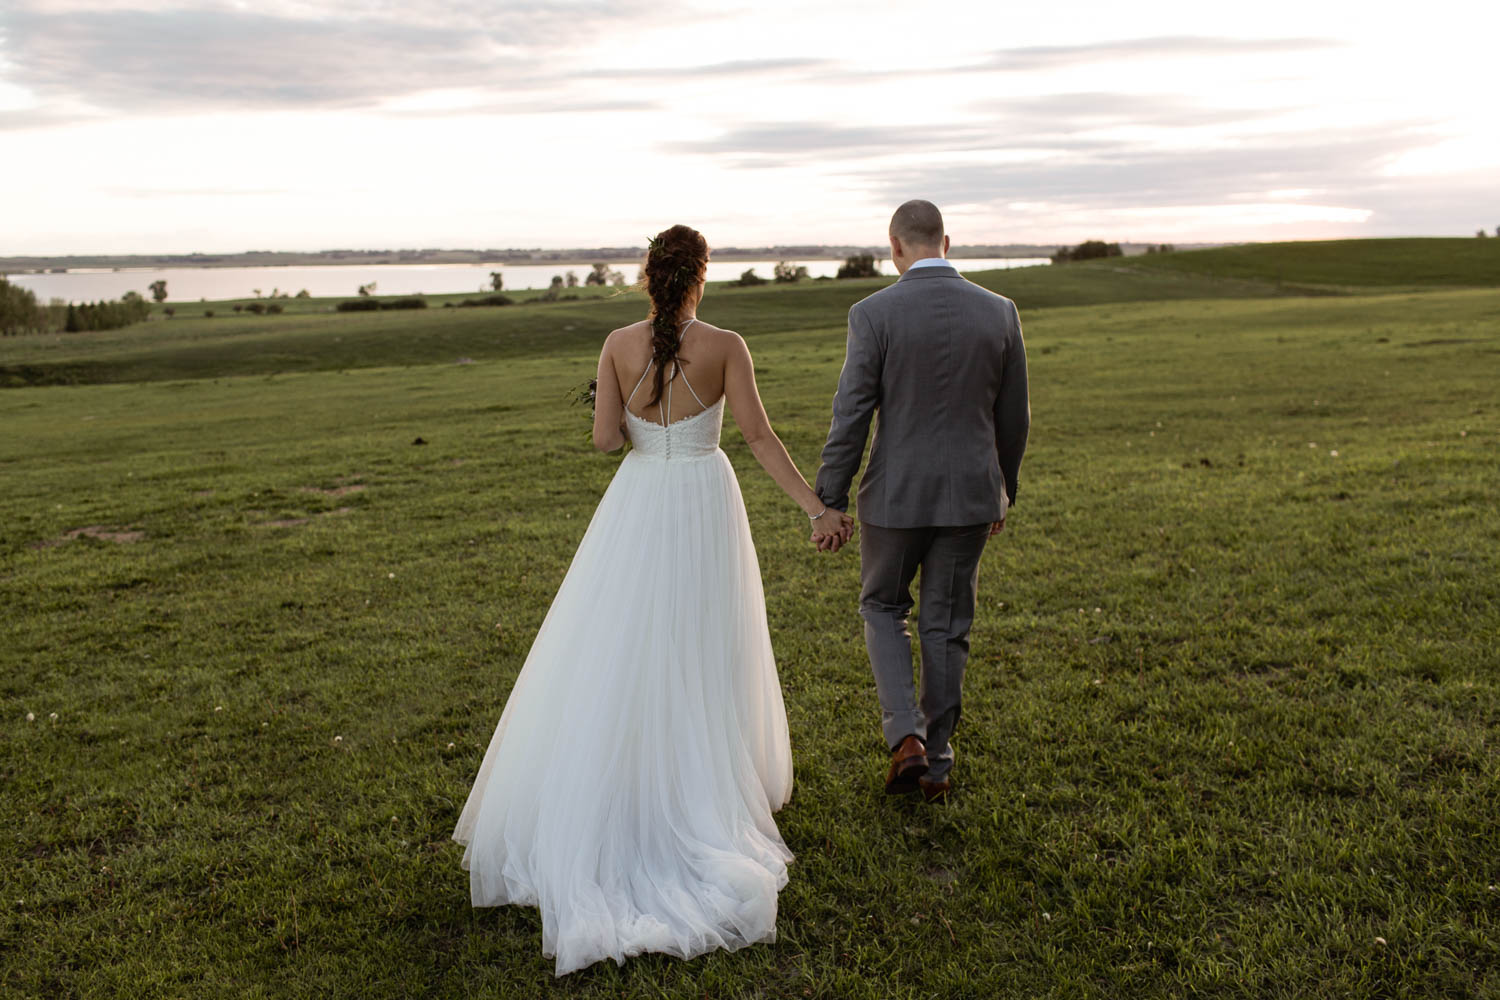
[815,263,1029,528]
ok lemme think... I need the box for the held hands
[810,510,856,553]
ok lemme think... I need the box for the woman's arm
[592,332,627,452]
[723,332,853,544]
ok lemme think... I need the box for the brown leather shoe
[884,735,929,795]
[918,776,951,803]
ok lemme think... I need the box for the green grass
[1132,237,1500,290]
[0,264,1301,389]
[2,247,1498,997]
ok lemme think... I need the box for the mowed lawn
[2,256,1498,997]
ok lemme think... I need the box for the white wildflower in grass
[1374,936,1388,946]
[1042,912,1052,922]
[49,712,58,721]
[447,742,456,750]
[214,705,223,712]
[26,712,35,722]
[387,572,395,579]
[1094,607,1102,613]
[1330,450,1339,457]
[333,735,343,743]
[1308,442,1318,448]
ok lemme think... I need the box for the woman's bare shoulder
[689,319,746,351]
[607,318,652,340]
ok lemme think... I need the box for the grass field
[2,241,1498,998]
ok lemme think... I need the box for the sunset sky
[1,0,1495,254]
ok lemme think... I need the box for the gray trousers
[858,521,990,781]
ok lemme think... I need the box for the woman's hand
[811,510,855,552]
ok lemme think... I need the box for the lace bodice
[623,319,724,461]
[626,398,725,460]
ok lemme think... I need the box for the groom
[811,199,1029,803]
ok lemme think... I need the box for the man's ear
[942,234,950,255]
[889,234,903,258]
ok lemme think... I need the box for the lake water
[5,258,1050,303]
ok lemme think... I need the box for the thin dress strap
[673,319,708,410]
[625,361,653,408]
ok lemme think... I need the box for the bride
[452,224,854,975]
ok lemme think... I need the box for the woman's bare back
[611,318,732,427]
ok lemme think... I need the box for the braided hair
[641,224,709,408]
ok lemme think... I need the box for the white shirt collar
[908,257,952,269]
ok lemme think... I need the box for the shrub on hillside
[459,294,514,308]
[836,254,879,278]
[380,297,427,310]
[1053,240,1123,263]
[585,263,625,287]
[732,268,768,286]
[337,298,381,312]
[774,261,810,283]
[244,302,267,314]
[267,303,284,314]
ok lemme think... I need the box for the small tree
[836,254,879,279]
[252,288,262,298]
[565,271,579,288]
[295,289,310,298]
[489,271,504,292]
[357,282,377,297]
[1480,229,1490,238]
[733,268,768,287]
[773,260,809,283]
[585,263,611,287]
[148,279,168,302]
[0,275,44,336]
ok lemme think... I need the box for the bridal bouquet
[569,377,597,445]
[570,376,629,451]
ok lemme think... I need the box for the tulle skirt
[452,448,794,976]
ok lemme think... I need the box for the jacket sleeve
[815,305,883,512]
[993,301,1030,507]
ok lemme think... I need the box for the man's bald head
[889,199,945,253]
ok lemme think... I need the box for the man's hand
[811,510,855,552]
[989,518,1006,537]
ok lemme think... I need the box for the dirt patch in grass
[259,507,354,528]
[31,525,146,548]
[299,484,366,497]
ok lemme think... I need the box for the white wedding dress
[452,331,795,976]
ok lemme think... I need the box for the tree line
[1,276,150,336]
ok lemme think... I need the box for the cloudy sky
[1,0,1494,254]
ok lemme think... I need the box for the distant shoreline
[1,243,1214,274]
